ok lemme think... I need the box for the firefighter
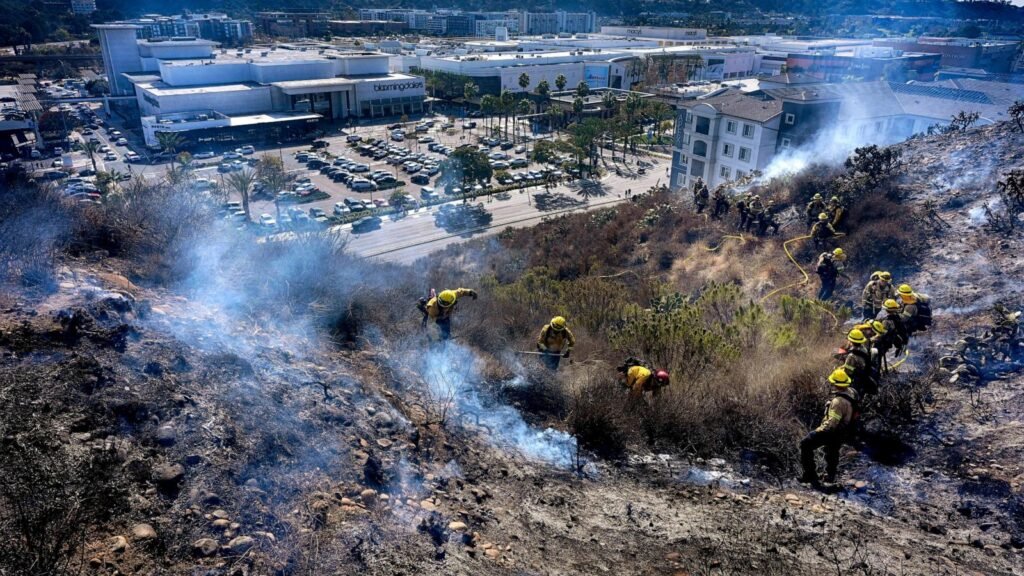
[826,196,845,227]
[898,284,932,334]
[810,213,836,249]
[861,271,897,321]
[418,288,478,340]
[758,199,781,236]
[815,248,847,301]
[745,195,765,233]
[736,193,750,231]
[863,319,896,371]
[841,328,877,396]
[617,360,670,400]
[694,183,710,214]
[712,186,730,219]
[799,368,858,487]
[536,316,575,370]
[805,193,826,229]
[878,299,910,354]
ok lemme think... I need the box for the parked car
[311,140,329,149]
[511,157,528,168]
[194,151,216,159]
[238,145,255,155]
[462,121,477,129]
[116,138,128,146]
[259,213,277,229]
[411,173,430,185]
[350,179,377,192]
[333,202,350,215]
[346,134,362,143]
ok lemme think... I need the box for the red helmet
[655,370,670,384]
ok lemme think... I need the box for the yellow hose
[759,233,846,329]
[889,347,911,369]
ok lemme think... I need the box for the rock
[420,500,438,511]
[226,536,255,555]
[211,509,229,519]
[449,521,468,532]
[155,425,176,446]
[152,463,185,485]
[109,535,128,553]
[485,548,501,559]
[854,480,868,491]
[131,523,157,541]
[360,489,377,504]
[254,531,277,543]
[665,551,682,561]
[211,519,231,530]
[376,438,393,449]
[193,538,219,557]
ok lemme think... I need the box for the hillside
[1,123,1023,575]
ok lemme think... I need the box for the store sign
[373,81,424,93]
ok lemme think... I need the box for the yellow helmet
[847,329,868,345]
[550,316,566,331]
[813,193,822,200]
[437,290,457,307]
[871,320,887,335]
[832,248,845,258]
[879,271,892,281]
[830,196,840,203]
[898,284,913,295]
[828,368,852,387]
[818,212,829,221]
[883,299,900,311]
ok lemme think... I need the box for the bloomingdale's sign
[373,81,424,92]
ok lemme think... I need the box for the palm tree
[555,74,567,93]
[517,72,530,93]
[463,82,479,109]
[516,99,531,140]
[534,79,550,114]
[81,140,100,173]
[576,81,590,99]
[499,90,514,140]
[572,97,584,124]
[480,94,497,132]
[601,91,617,119]
[155,131,183,156]
[546,107,561,134]
[225,168,256,221]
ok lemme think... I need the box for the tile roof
[684,89,783,122]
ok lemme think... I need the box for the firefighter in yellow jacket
[617,363,670,400]
[537,316,576,370]
[799,368,858,487]
[420,288,477,340]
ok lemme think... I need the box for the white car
[125,152,140,162]
[223,151,242,160]
[238,145,255,155]
[116,138,128,146]
[99,145,111,153]
[346,134,362,143]
[194,151,216,159]
[104,152,117,161]
[391,131,405,142]
[259,214,277,228]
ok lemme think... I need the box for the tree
[225,168,256,220]
[463,82,479,105]
[81,140,100,173]
[572,97,585,123]
[448,147,493,186]
[516,99,532,139]
[518,72,530,93]
[946,110,980,133]
[176,151,192,168]
[1010,100,1024,133]
[155,131,183,155]
[601,90,617,119]
[534,79,550,114]
[576,81,590,99]
[481,94,498,132]
[85,78,109,96]
[555,74,567,92]
[255,154,291,220]
[500,90,515,139]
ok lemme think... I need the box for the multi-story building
[255,11,330,38]
[70,0,96,15]
[873,37,1021,74]
[669,79,1024,190]
[556,11,596,34]
[476,18,519,38]
[103,14,253,45]
[519,12,559,35]
[92,25,427,147]
[328,20,409,36]
[670,89,782,190]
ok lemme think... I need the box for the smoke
[419,343,581,469]
[760,94,903,181]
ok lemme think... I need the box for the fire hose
[759,233,846,329]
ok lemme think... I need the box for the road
[325,167,662,265]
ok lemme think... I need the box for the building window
[720,165,731,179]
[723,143,734,157]
[874,121,883,134]
[680,154,688,165]
[784,113,795,125]
[693,140,708,157]
[738,147,751,162]
[726,120,737,134]
[683,133,691,146]
[736,169,745,179]
[695,116,711,135]
[742,124,754,138]
[690,159,705,178]
[781,137,791,149]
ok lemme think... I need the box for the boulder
[131,523,157,541]
[226,536,255,555]
[193,538,219,557]
[155,425,176,446]
[152,463,185,485]
[109,535,128,553]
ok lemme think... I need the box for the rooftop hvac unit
[245,48,252,53]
